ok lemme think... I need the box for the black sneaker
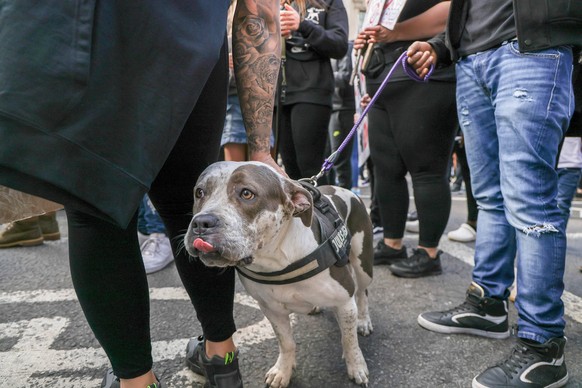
[100,369,161,388]
[417,282,509,339]
[388,248,442,278]
[373,240,407,265]
[472,337,568,388]
[185,336,243,388]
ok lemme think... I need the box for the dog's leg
[261,306,296,388]
[356,288,373,336]
[335,299,369,386]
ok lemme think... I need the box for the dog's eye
[195,188,204,199]
[240,188,255,200]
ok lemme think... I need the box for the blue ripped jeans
[456,41,574,343]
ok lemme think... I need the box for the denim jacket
[429,0,582,64]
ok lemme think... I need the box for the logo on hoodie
[305,7,324,24]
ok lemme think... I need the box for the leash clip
[299,170,324,187]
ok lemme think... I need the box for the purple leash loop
[300,51,434,186]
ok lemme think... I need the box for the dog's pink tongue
[193,238,214,253]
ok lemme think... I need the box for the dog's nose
[191,213,219,233]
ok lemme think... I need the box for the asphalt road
[1,187,582,387]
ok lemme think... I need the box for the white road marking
[0,287,191,304]
[0,291,276,387]
[566,232,582,240]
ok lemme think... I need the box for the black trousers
[328,108,356,189]
[367,79,457,247]
[66,46,231,379]
[278,102,332,184]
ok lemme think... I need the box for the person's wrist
[249,151,270,160]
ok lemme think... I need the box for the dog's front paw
[357,316,373,336]
[346,355,369,386]
[265,359,295,388]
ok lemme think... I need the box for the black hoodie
[281,0,349,107]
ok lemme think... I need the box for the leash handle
[317,52,434,181]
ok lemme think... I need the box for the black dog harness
[236,182,351,285]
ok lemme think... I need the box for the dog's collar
[236,183,351,285]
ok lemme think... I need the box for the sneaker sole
[389,267,442,278]
[42,232,61,241]
[418,315,509,339]
[0,236,44,248]
[144,258,174,274]
[447,236,476,243]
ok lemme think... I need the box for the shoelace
[441,299,481,317]
[497,343,537,377]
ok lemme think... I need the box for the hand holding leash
[317,51,434,185]
[405,41,438,79]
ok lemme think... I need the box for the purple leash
[301,51,434,186]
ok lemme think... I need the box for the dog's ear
[284,180,313,227]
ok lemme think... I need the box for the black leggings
[278,103,332,184]
[454,138,478,223]
[67,47,232,379]
[368,80,457,247]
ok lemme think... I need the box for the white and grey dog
[184,161,374,387]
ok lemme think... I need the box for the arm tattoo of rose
[233,1,281,155]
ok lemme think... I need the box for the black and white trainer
[473,336,568,388]
[417,282,509,339]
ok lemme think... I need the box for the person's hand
[228,53,234,70]
[360,93,371,109]
[250,152,288,177]
[406,41,437,79]
[354,31,369,51]
[280,4,299,39]
[361,25,399,44]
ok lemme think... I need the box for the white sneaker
[138,231,149,247]
[405,220,419,233]
[447,223,476,242]
[141,233,174,274]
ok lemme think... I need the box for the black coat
[0,0,230,227]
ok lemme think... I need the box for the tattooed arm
[233,0,285,175]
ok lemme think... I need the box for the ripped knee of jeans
[521,223,559,237]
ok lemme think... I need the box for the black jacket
[429,0,582,64]
[0,1,230,227]
[282,0,349,107]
